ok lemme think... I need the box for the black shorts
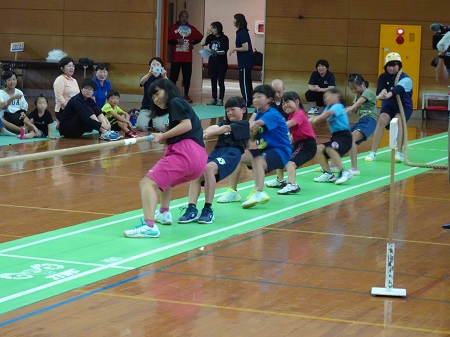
[321,130,353,158]
[4,110,26,127]
[290,138,317,167]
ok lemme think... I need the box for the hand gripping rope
[0,135,154,167]
[394,70,448,169]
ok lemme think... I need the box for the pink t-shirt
[53,75,80,112]
[288,109,316,142]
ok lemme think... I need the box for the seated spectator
[58,78,121,141]
[0,70,29,134]
[19,94,57,139]
[305,59,335,115]
[136,57,168,132]
[102,90,140,138]
[92,63,112,108]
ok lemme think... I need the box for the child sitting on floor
[18,94,57,140]
[101,90,140,138]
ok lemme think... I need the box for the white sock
[0,128,16,137]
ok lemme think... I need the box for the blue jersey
[377,71,413,110]
[254,107,292,166]
[325,103,350,133]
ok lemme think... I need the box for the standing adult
[168,10,203,104]
[201,21,229,106]
[435,31,450,229]
[305,59,335,114]
[92,63,112,108]
[229,13,254,107]
[364,52,413,163]
[53,57,80,121]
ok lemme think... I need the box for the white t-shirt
[0,88,28,118]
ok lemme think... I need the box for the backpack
[254,49,263,67]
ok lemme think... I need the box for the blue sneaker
[198,207,214,224]
[123,220,160,238]
[100,130,121,141]
[178,205,200,223]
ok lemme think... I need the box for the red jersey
[288,109,316,142]
[168,22,203,63]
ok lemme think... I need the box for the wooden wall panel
[266,0,350,19]
[348,1,450,21]
[63,12,154,39]
[108,64,152,95]
[63,0,154,12]
[0,0,62,10]
[265,44,349,74]
[0,0,157,95]
[0,10,63,35]
[265,17,349,46]
[65,37,155,65]
[265,0,450,107]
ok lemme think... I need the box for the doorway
[162,0,265,104]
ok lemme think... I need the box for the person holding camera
[435,31,450,84]
[434,31,450,229]
[136,57,168,132]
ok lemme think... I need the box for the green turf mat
[0,133,447,315]
[0,106,255,146]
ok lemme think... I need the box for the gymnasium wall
[0,0,156,95]
[0,0,449,105]
[264,0,450,104]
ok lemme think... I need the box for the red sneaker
[17,127,26,140]
[183,95,193,104]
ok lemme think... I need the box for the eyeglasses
[82,87,94,92]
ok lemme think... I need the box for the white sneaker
[217,188,242,203]
[365,153,376,162]
[348,168,361,176]
[395,152,405,163]
[277,183,301,195]
[265,178,287,188]
[124,221,160,238]
[307,107,320,115]
[154,210,172,225]
[242,191,270,209]
[335,171,352,185]
[314,172,337,182]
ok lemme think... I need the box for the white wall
[204,0,265,65]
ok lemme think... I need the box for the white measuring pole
[371,118,406,297]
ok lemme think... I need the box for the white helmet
[384,52,402,66]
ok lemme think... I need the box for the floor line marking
[0,137,446,305]
[0,154,445,256]
[0,156,444,305]
[90,292,450,335]
[0,254,133,270]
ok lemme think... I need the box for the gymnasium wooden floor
[0,112,448,336]
[0,74,449,336]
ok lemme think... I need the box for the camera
[430,23,450,68]
[152,67,165,74]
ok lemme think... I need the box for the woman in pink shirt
[53,57,80,120]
